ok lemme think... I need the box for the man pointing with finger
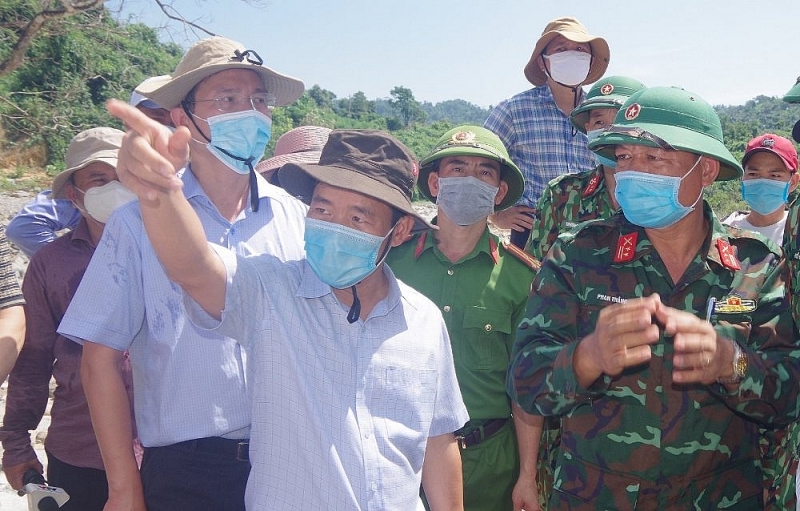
[509,86,800,510]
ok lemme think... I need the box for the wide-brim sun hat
[130,75,170,109]
[278,129,434,232]
[52,127,124,199]
[417,126,524,211]
[570,76,646,133]
[523,17,610,87]
[256,126,332,175]
[588,86,743,181]
[135,36,304,109]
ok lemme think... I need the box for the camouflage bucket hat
[588,86,743,181]
[783,76,800,103]
[418,126,524,211]
[570,76,646,133]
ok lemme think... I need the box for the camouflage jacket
[525,165,617,262]
[509,204,800,510]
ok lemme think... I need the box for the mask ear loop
[180,101,260,212]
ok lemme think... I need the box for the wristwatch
[717,340,747,384]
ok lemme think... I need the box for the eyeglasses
[190,93,277,114]
[605,125,675,151]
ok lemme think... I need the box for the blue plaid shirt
[484,86,597,207]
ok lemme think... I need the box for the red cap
[743,134,798,172]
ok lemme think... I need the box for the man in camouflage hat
[526,75,646,261]
[388,125,540,511]
[509,86,800,509]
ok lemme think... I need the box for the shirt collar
[69,217,94,246]
[414,220,499,265]
[181,164,295,207]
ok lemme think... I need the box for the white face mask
[544,50,591,86]
[82,181,137,223]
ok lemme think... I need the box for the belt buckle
[455,435,467,450]
[236,441,250,462]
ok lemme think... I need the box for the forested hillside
[3,2,800,217]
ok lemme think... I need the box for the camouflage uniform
[510,203,800,510]
[525,164,617,262]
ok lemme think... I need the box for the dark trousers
[141,437,250,511]
[510,227,531,250]
[46,450,108,511]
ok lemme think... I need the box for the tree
[388,86,425,127]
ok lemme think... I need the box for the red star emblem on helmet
[600,84,614,95]
[624,103,641,121]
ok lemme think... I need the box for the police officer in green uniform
[510,87,800,510]
[526,75,646,261]
[388,126,541,511]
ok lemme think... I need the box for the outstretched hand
[105,99,189,201]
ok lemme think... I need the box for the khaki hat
[524,17,610,87]
[279,129,433,232]
[136,37,304,109]
[418,126,524,211]
[256,126,332,176]
[52,127,123,199]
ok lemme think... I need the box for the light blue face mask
[741,178,790,215]
[202,110,272,175]
[304,217,394,289]
[614,155,703,229]
[436,176,499,226]
[586,128,617,169]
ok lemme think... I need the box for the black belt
[455,418,509,449]
[168,437,250,462]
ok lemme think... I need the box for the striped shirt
[484,85,597,207]
[0,226,24,309]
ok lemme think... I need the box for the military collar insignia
[600,83,614,95]
[715,238,741,271]
[624,103,641,121]
[714,295,757,314]
[614,232,638,263]
[414,231,428,259]
[583,171,601,198]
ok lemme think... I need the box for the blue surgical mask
[202,110,272,175]
[436,176,499,226]
[614,155,703,229]
[586,128,617,169]
[304,217,394,289]
[741,178,790,215]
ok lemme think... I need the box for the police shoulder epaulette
[501,241,541,272]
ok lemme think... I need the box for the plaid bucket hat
[256,126,333,176]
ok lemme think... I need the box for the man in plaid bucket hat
[59,37,308,511]
[93,105,471,509]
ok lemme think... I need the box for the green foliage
[0,3,180,170]
[388,85,426,128]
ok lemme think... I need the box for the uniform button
[484,324,492,332]
[447,269,454,276]
[364,432,371,439]
[443,305,451,313]
[371,482,378,491]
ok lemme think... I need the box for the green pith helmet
[783,76,800,103]
[418,126,524,211]
[570,76,646,133]
[588,86,743,181]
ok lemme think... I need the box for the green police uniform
[526,165,617,261]
[509,204,800,510]
[388,226,535,511]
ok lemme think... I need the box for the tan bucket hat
[52,127,123,199]
[135,36,304,109]
[523,17,610,87]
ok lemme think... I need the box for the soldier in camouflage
[509,86,800,510]
[525,76,645,261]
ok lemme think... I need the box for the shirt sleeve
[526,184,560,261]
[0,256,53,467]
[0,227,23,310]
[6,191,81,258]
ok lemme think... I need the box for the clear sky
[108,0,800,109]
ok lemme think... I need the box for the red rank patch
[614,232,638,263]
[715,238,741,270]
[583,173,600,198]
[414,232,428,259]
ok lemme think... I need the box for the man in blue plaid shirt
[484,17,608,248]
